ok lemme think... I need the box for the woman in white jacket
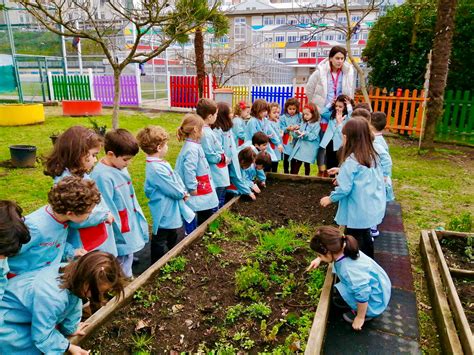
[305,46,355,111]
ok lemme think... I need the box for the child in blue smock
[197,98,230,210]
[280,98,302,174]
[371,112,393,201]
[268,103,283,172]
[90,129,149,279]
[320,118,386,259]
[232,100,250,147]
[239,132,269,185]
[175,114,219,234]
[245,99,283,161]
[320,95,354,170]
[44,125,117,257]
[245,151,272,188]
[289,103,321,176]
[307,226,391,330]
[137,126,195,264]
[7,176,100,277]
[0,251,126,354]
[0,201,30,301]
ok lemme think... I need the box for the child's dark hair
[0,200,31,257]
[371,112,387,132]
[136,126,169,155]
[303,103,320,123]
[330,94,354,119]
[255,151,272,169]
[250,99,269,118]
[352,108,371,122]
[340,118,378,168]
[354,102,371,112]
[238,147,256,168]
[60,250,126,304]
[212,102,233,132]
[196,98,218,120]
[104,129,139,157]
[48,176,101,215]
[310,226,359,260]
[284,98,300,114]
[44,126,103,178]
[252,132,269,146]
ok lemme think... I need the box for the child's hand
[183,193,189,202]
[249,193,257,201]
[327,167,339,175]
[225,156,231,166]
[70,322,89,336]
[260,181,266,188]
[74,249,87,258]
[105,213,114,224]
[68,344,90,355]
[336,111,344,125]
[333,178,338,186]
[189,190,198,196]
[352,315,365,331]
[252,184,261,194]
[277,145,283,153]
[320,196,332,207]
[306,257,321,271]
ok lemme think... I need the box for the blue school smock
[268,119,283,162]
[232,116,246,146]
[374,134,389,152]
[320,116,349,151]
[245,116,280,161]
[90,162,149,256]
[54,170,117,256]
[0,258,8,302]
[175,139,219,212]
[201,125,230,189]
[374,142,395,202]
[0,267,82,354]
[243,164,266,185]
[7,206,73,276]
[334,252,391,318]
[144,157,195,234]
[280,113,302,156]
[289,121,321,164]
[330,155,386,229]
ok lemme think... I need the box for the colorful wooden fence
[49,73,140,106]
[169,75,212,108]
[250,85,293,111]
[437,90,473,142]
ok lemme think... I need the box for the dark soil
[453,278,474,332]
[232,179,337,226]
[440,237,474,271]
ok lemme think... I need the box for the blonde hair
[234,101,250,117]
[137,126,169,155]
[177,114,204,141]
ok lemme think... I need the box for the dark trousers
[326,140,340,170]
[283,154,290,174]
[213,187,226,211]
[290,159,310,176]
[264,161,279,173]
[197,208,214,225]
[151,228,178,264]
[345,227,374,259]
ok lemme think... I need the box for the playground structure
[0,103,44,126]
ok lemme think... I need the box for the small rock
[172,304,185,313]
[180,334,185,344]
[210,296,218,302]
[185,319,193,328]
[134,319,150,331]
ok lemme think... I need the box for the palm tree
[422,0,457,149]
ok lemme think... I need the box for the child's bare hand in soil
[306,257,321,271]
[249,193,257,201]
[68,344,90,355]
[252,184,261,194]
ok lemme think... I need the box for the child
[371,112,390,152]
[268,103,282,172]
[289,103,321,176]
[320,118,386,259]
[320,95,354,170]
[354,102,372,112]
[232,100,250,146]
[280,98,302,174]
[245,99,283,160]
[0,251,126,354]
[175,114,219,232]
[254,151,272,187]
[351,108,371,122]
[137,126,195,263]
[307,226,391,330]
[0,201,30,301]
[197,98,230,210]
[7,176,100,276]
[90,129,149,279]
[44,126,117,257]
[237,147,262,199]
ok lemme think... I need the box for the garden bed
[439,232,474,273]
[76,176,336,353]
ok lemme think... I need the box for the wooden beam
[267,172,333,184]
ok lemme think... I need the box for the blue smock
[245,116,280,161]
[201,125,230,188]
[289,121,321,164]
[374,141,395,202]
[232,116,247,146]
[0,258,8,302]
[374,134,389,152]
[268,119,283,162]
[280,112,302,156]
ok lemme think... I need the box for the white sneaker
[370,228,380,238]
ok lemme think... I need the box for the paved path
[323,202,421,354]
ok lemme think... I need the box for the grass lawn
[0,107,473,352]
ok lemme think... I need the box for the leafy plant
[207,243,223,257]
[159,256,187,281]
[131,334,153,353]
[235,261,270,300]
[245,302,272,319]
[465,236,474,261]
[306,268,326,303]
[88,117,107,136]
[280,273,297,298]
[133,289,159,308]
[447,212,472,232]
[225,304,245,324]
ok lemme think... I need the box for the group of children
[0,94,394,352]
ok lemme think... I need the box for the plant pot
[50,135,59,145]
[9,145,37,168]
[95,127,106,137]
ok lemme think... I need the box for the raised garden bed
[420,230,474,354]
[72,175,336,353]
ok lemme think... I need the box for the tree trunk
[112,69,121,129]
[346,39,371,110]
[194,27,206,98]
[421,0,457,150]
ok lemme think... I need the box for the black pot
[9,145,37,168]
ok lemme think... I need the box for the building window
[363,32,368,39]
[275,34,285,42]
[353,33,359,40]
[287,33,297,42]
[337,16,347,24]
[234,17,246,25]
[337,34,345,41]
[353,49,360,55]
[263,16,274,25]
[275,16,286,25]
[264,34,273,42]
[310,51,317,58]
[275,51,284,59]
[298,51,309,58]
[300,16,310,24]
[300,34,309,41]
[352,15,362,22]
[287,18,297,25]
[325,34,335,41]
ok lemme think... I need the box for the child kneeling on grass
[307,226,391,330]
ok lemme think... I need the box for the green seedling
[131,334,153,353]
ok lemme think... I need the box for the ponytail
[310,226,359,260]
[176,114,203,142]
[343,234,359,260]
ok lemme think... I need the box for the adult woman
[305,46,355,111]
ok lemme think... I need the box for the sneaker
[343,310,373,324]
[370,228,380,238]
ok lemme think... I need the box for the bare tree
[16,0,221,128]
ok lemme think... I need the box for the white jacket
[305,58,355,111]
